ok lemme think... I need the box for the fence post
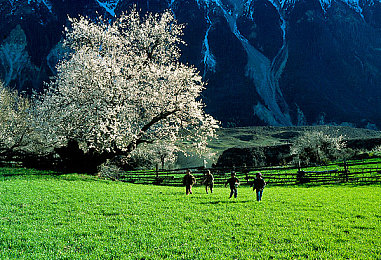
[242,164,250,184]
[343,159,349,182]
[296,160,306,184]
[297,160,301,172]
[156,164,159,178]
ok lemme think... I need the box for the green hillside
[209,125,381,153]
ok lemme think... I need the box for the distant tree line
[216,131,381,168]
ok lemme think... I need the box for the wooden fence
[118,160,381,186]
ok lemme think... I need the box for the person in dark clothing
[225,171,240,198]
[183,169,196,195]
[202,170,214,194]
[252,172,266,201]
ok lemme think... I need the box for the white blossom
[291,131,346,165]
[0,81,35,155]
[34,9,219,164]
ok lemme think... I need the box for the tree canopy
[0,81,33,156]
[34,9,218,172]
[290,131,346,165]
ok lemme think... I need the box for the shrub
[291,131,346,165]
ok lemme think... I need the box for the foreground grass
[0,168,380,259]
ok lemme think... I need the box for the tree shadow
[199,200,251,205]
[0,169,103,183]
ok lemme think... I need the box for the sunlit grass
[0,168,380,259]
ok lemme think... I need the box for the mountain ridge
[1,0,381,128]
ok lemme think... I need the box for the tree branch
[143,39,160,65]
[113,108,179,156]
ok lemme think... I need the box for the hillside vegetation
[176,126,381,168]
[209,125,381,153]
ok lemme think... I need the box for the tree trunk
[55,139,109,174]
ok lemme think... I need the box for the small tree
[0,81,34,157]
[34,9,218,173]
[0,81,57,168]
[120,141,177,170]
[291,131,346,165]
[145,141,177,169]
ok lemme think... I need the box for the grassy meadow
[0,168,380,259]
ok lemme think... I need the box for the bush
[291,131,346,165]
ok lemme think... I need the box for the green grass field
[0,168,380,259]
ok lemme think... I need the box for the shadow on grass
[59,174,106,182]
[295,181,381,188]
[0,172,63,177]
[199,200,251,205]
[0,168,60,177]
[0,167,102,182]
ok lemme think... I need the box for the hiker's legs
[229,189,234,198]
[256,190,263,201]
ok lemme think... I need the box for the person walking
[183,169,196,195]
[252,172,266,201]
[225,171,240,198]
[202,170,214,194]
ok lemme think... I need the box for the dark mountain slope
[0,0,380,128]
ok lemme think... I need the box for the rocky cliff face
[1,0,381,128]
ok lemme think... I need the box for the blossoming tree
[35,9,218,173]
[0,81,34,157]
[290,131,346,165]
